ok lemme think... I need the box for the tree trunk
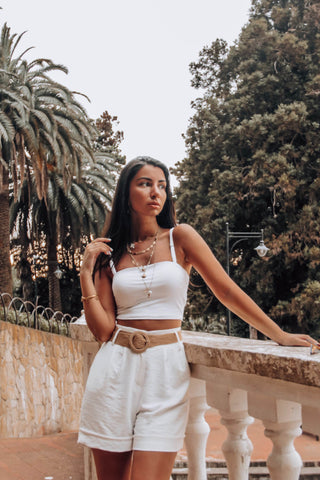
[0,170,13,296]
[47,232,62,312]
[17,204,33,302]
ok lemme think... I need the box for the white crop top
[110,228,189,320]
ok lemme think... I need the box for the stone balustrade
[69,325,320,480]
[183,331,320,480]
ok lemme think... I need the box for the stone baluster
[184,378,210,480]
[207,383,253,480]
[264,419,302,480]
[248,393,302,480]
[220,412,253,480]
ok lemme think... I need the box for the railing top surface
[181,330,320,388]
[68,324,320,388]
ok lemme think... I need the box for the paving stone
[0,412,319,480]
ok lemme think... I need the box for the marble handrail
[182,331,320,480]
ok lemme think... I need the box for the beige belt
[110,327,182,353]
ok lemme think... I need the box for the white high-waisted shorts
[78,325,190,452]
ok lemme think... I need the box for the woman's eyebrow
[136,176,166,183]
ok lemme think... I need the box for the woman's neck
[130,218,159,242]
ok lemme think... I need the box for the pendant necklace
[127,230,158,255]
[127,233,158,298]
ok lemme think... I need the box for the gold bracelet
[81,294,99,303]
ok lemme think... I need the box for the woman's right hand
[80,238,113,276]
[80,238,116,342]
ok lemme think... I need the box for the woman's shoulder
[172,224,214,267]
[172,223,198,239]
[171,224,203,252]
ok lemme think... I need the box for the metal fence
[0,293,78,337]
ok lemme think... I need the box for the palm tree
[0,25,30,295]
[10,153,117,310]
[0,22,96,295]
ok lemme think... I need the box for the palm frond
[30,108,54,133]
[14,46,35,65]
[0,110,15,141]
[11,29,28,59]
[27,62,69,80]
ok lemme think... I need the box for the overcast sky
[1,0,252,175]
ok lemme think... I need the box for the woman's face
[129,164,167,218]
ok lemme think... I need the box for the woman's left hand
[276,331,319,347]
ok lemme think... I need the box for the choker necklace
[127,233,158,298]
[128,230,159,254]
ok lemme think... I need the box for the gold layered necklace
[127,230,158,255]
[127,231,159,298]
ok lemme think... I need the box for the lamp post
[32,255,43,306]
[226,222,269,336]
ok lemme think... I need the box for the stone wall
[0,320,91,438]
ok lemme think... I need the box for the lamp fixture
[54,266,63,279]
[254,241,269,258]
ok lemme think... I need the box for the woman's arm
[175,224,317,347]
[80,238,116,342]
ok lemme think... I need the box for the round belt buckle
[128,332,150,353]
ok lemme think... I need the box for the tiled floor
[0,409,319,480]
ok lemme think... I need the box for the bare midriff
[117,319,181,330]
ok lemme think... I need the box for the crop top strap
[109,259,117,275]
[169,227,177,263]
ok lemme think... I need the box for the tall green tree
[10,153,117,310]
[10,105,124,311]
[173,0,320,338]
[0,22,96,296]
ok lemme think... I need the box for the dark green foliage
[173,0,320,338]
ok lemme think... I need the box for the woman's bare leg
[131,451,177,480]
[92,449,132,480]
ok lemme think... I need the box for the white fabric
[110,227,177,275]
[109,258,117,275]
[111,228,189,320]
[78,325,190,452]
[112,261,189,320]
[169,227,177,262]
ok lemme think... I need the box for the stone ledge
[182,331,320,388]
[67,325,320,387]
[69,323,97,342]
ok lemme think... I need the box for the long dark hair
[96,156,176,272]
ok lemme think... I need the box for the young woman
[78,156,317,480]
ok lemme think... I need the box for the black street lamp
[226,222,269,336]
[32,254,43,306]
